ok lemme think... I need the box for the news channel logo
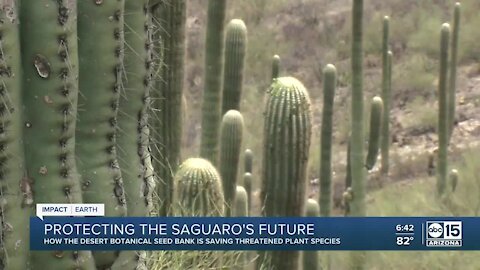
[425,221,462,247]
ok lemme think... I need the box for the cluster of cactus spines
[350,0,366,217]
[173,158,225,217]
[380,15,392,176]
[319,64,337,217]
[271,54,281,80]
[449,169,458,193]
[437,23,451,196]
[303,199,321,270]
[219,110,244,216]
[20,0,95,268]
[75,0,127,267]
[0,2,29,269]
[447,2,461,141]
[150,0,186,217]
[258,77,312,270]
[221,19,247,114]
[243,172,253,215]
[365,97,384,170]
[200,0,227,166]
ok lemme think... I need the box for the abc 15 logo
[426,221,462,240]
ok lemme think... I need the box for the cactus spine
[319,64,336,217]
[271,54,280,80]
[20,0,95,268]
[0,1,29,269]
[303,199,321,270]
[221,19,247,114]
[200,0,227,166]
[350,0,366,216]
[219,110,244,216]
[76,1,127,267]
[380,16,392,176]
[448,2,460,141]
[258,77,312,270]
[437,23,450,196]
[150,0,186,216]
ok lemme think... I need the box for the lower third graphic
[425,221,462,247]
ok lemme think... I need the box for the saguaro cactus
[150,0,186,216]
[173,158,224,217]
[76,1,127,267]
[219,110,244,216]
[271,54,280,80]
[110,2,155,268]
[380,16,392,176]
[365,97,384,170]
[244,148,253,174]
[437,23,450,196]
[20,0,95,268]
[448,2,461,141]
[303,199,321,270]
[258,77,312,270]
[221,19,247,114]
[350,0,365,217]
[200,0,227,166]
[319,64,336,217]
[233,186,249,270]
[0,1,29,269]
[243,172,253,215]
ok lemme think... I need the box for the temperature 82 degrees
[396,235,414,246]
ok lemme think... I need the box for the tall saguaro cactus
[0,1,29,269]
[76,1,127,267]
[20,0,95,268]
[303,199,321,270]
[200,0,227,166]
[380,16,392,176]
[271,54,280,80]
[350,0,365,217]
[150,0,186,216]
[221,19,247,114]
[366,97,384,170]
[437,23,451,196]
[259,77,312,270]
[448,2,460,141]
[111,2,155,269]
[219,110,244,216]
[319,64,336,217]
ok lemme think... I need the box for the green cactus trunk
[365,97,384,170]
[258,77,312,270]
[243,172,252,215]
[271,54,280,80]
[448,2,460,141]
[221,19,247,114]
[437,23,450,196]
[200,0,227,166]
[350,0,365,217]
[76,1,127,266]
[110,2,154,269]
[172,158,224,268]
[319,64,336,217]
[20,0,95,268]
[219,110,244,216]
[303,199,321,270]
[150,0,186,217]
[233,186,249,270]
[380,16,391,176]
[0,1,29,269]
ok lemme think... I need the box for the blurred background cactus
[0,0,476,269]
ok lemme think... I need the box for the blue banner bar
[30,217,477,250]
